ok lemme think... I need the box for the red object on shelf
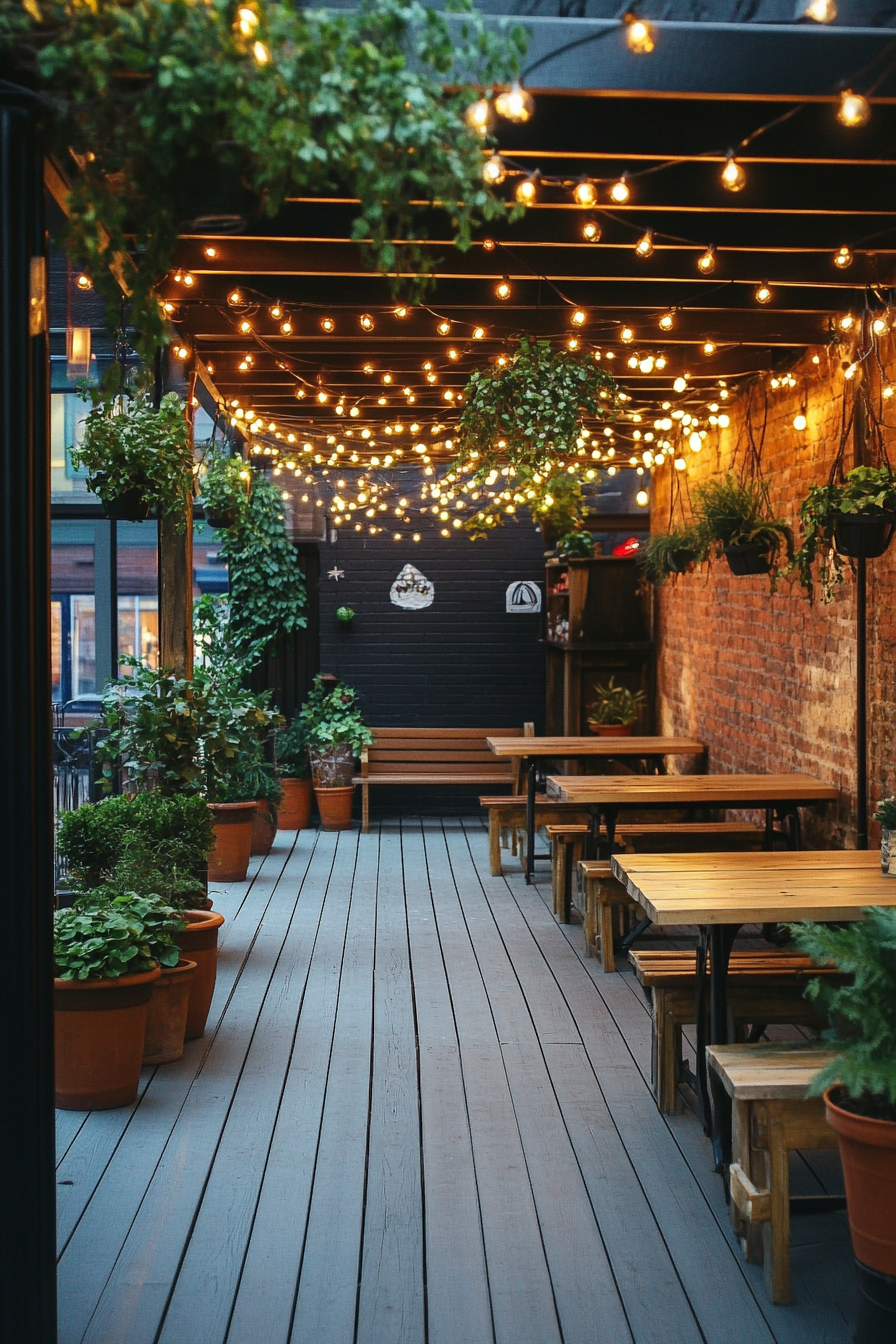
[612,536,642,557]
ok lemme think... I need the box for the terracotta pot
[176,909,225,1040]
[54,965,161,1110]
[826,1086,896,1276]
[142,958,196,1064]
[314,784,355,831]
[251,800,277,856]
[278,777,312,830]
[588,723,634,737]
[208,800,255,881]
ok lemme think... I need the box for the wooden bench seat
[707,1042,841,1305]
[631,949,837,1115]
[546,824,590,922]
[356,727,529,832]
[615,821,770,852]
[479,796,591,876]
[575,860,643,971]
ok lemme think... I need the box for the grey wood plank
[356,823,424,1344]
[155,834,354,1344]
[421,822,563,1344]
[58,836,328,1344]
[400,820,494,1344]
[224,834,359,1344]
[289,829,380,1344]
[55,1111,89,1165]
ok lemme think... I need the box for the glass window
[71,596,96,699]
[118,595,159,670]
[51,600,62,702]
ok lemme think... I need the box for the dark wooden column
[157,370,194,676]
[0,99,57,1341]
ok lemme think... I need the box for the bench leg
[652,989,682,1113]
[759,1111,792,1306]
[362,783,370,834]
[731,1099,765,1264]
[489,815,502,877]
[599,891,616,973]
[583,881,597,958]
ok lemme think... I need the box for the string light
[270,304,282,319]
[754,283,773,304]
[610,174,631,203]
[495,279,512,300]
[482,238,496,252]
[625,15,655,54]
[839,313,855,331]
[620,326,634,343]
[804,0,836,19]
[837,89,870,128]
[515,172,540,206]
[482,154,507,186]
[437,320,451,335]
[635,229,654,258]
[359,314,375,331]
[702,341,716,355]
[573,178,597,207]
[494,81,534,123]
[204,246,218,259]
[659,311,674,331]
[833,245,853,268]
[465,98,491,135]
[571,309,587,327]
[697,246,716,273]
[473,326,486,340]
[673,375,688,392]
[582,219,601,242]
[721,152,746,192]
[228,289,242,306]
[239,319,252,333]
[280,319,293,335]
[793,409,808,431]
[321,316,335,332]
[173,344,189,360]
[237,6,258,35]
[873,316,888,334]
[252,41,270,64]
[393,305,409,319]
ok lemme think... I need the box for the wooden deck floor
[56,819,854,1344]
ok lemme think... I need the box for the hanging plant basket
[203,506,240,531]
[666,549,698,574]
[724,543,772,576]
[833,511,896,560]
[100,483,154,523]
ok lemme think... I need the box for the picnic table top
[546,772,839,807]
[611,849,893,925]
[487,736,705,757]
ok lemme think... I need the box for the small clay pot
[208,800,255,881]
[588,723,634,737]
[54,965,161,1110]
[142,959,196,1064]
[175,909,225,1040]
[825,1086,896,1278]
[251,800,277,856]
[314,784,355,831]
[278,777,312,830]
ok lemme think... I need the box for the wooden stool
[546,824,590,922]
[480,797,591,877]
[707,1042,841,1306]
[576,860,642,971]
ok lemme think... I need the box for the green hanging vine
[218,472,307,649]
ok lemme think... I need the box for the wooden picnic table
[611,849,891,1169]
[546,771,838,854]
[487,736,705,881]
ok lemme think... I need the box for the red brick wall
[652,343,896,848]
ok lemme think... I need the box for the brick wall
[652,342,896,848]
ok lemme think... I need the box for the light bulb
[495,279,511,300]
[239,320,252,333]
[204,246,217,259]
[655,354,667,370]
[639,356,654,373]
[620,326,634,343]
[610,175,631,204]
[721,152,746,192]
[673,376,688,393]
[237,6,258,35]
[321,316,335,332]
[833,245,853,268]
[659,311,674,331]
[465,98,491,135]
[252,40,270,64]
[573,179,597,208]
[269,304,282,319]
[873,316,888,334]
[482,238,496,252]
[228,289,242,305]
[173,345,189,360]
[280,319,292,335]
[635,488,650,506]
[703,341,716,355]
[360,314,374,331]
[804,0,836,19]
[844,362,858,380]
[482,154,507,187]
[688,432,702,452]
[674,457,687,471]
[697,247,716,274]
[626,18,655,54]
[755,283,773,304]
[295,388,306,399]
[317,391,328,403]
[839,313,855,331]
[473,327,486,340]
[793,412,807,431]
[884,384,895,399]
[382,373,393,384]
[582,219,601,242]
[515,173,539,206]
[838,89,870,128]
[494,82,534,124]
[635,230,654,258]
[571,309,586,326]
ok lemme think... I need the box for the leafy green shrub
[586,677,646,727]
[336,606,355,624]
[71,392,193,523]
[219,475,307,650]
[789,908,896,1120]
[54,894,184,981]
[793,465,896,602]
[875,797,896,831]
[556,531,594,559]
[298,675,375,754]
[275,716,311,780]
[57,791,215,888]
[199,453,249,528]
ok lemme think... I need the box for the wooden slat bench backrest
[363,727,523,779]
[630,948,841,987]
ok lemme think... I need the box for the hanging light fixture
[494,81,534,123]
[720,151,746,192]
[573,178,598,208]
[582,219,601,242]
[482,154,507,187]
[610,174,631,203]
[659,311,675,331]
[635,229,654,258]
[515,171,540,206]
[697,246,716,274]
[624,14,655,54]
[833,246,853,268]
[754,282,773,304]
[837,89,870,127]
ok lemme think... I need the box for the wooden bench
[707,1042,841,1305]
[574,861,643,971]
[480,796,591,876]
[614,821,770,852]
[631,950,835,1115]
[356,727,530,833]
[546,824,590,922]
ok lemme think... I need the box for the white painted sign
[390,564,435,610]
[506,580,542,614]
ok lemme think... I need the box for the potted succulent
[199,451,249,531]
[71,390,194,524]
[640,526,705,585]
[586,677,646,736]
[692,474,793,582]
[274,715,313,831]
[793,465,896,602]
[790,909,896,1335]
[875,797,896,877]
[297,675,375,830]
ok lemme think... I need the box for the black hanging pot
[101,487,153,522]
[203,506,240,531]
[833,511,896,560]
[666,549,697,574]
[724,542,772,576]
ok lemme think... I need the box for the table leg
[602,806,619,857]
[764,806,775,850]
[709,923,740,1174]
[695,930,711,1131]
[525,758,536,884]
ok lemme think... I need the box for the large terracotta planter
[54,965,161,1110]
[142,958,196,1065]
[176,909,225,1040]
[278,776,312,830]
[826,1087,896,1276]
[588,723,634,737]
[314,785,355,831]
[208,800,255,881]
[251,800,277,856]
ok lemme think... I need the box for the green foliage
[454,337,619,480]
[639,527,705,586]
[219,475,306,650]
[57,791,214,889]
[466,466,586,540]
[54,893,184,980]
[275,715,311,779]
[875,797,896,831]
[556,531,594,559]
[199,452,249,527]
[70,391,193,523]
[792,465,896,602]
[298,675,375,754]
[789,908,896,1113]
[586,676,646,727]
[193,594,265,689]
[5,0,526,353]
[336,605,355,624]
[692,473,793,588]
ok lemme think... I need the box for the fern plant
[692,473,793,587]
[639,527,705,585]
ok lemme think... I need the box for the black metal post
[856,555,868,850]
[0,100,57,1340]
[94,518,118,688]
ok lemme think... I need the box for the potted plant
[790,909,896,1335]
[298,675,375,830]
[240,753,284,857]
[556,530,595,559]
[586,677,646,736]
[692,473,793,583]
[57,791,215,895]
[639,526,706,584]
[71,390,194,524]
[793,465,896,602]
[274,715,313,831]
[875,798,896,877]
[199,451,249,531]
[336,605,355,628]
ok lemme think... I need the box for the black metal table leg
[525,758,536,883]
[602,805,619,857]
[695,930,711,1132]
[764,806,775,850]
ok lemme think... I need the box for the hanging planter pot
[724,542,772,576]
[666,549,697,574]
[101,485,153,522]
[203,505,240,531]
[833,511,896,559]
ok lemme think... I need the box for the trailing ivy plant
[466,466,587,540]
[792,465,896,603]
[218,474,307,650]
[4,0,527,354]
[199,452,249,529]
[453,337,619,481]
[70,389,194,523]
